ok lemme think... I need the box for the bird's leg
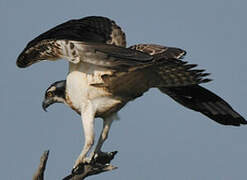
[73,101,96,169]
[89,114,115,162]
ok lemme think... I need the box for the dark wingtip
[200,78,212,83]
[185,64,197,69]
[208,114,247,126]
[16,45,40,68]
[238,118,247,126]
[16,52,31,68]
[16,60,29,68]
[224,118,247,126]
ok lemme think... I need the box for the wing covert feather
[17,16,126,68]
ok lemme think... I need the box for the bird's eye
[47,92,53,97]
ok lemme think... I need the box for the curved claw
[71,162,88,175]
[92,151,118,165]
[71,151,118,174]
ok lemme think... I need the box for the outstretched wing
[16,16,132,68]
[97,44,210,100]
[159,85,247,126]
[128,44,246,126]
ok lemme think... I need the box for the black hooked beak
[42,98,54,112]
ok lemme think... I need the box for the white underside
[67,61,122,166]
[66,61,121,116]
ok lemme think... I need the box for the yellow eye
[47,92,53,97]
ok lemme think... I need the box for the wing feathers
[25,16,126,49]
[67,41,154,66]
[128,44,211,87]
[153,58,211,87]
[159,85,247,126]
[17,40,63,68]
[17,16,126,68]
[17,40,154,68]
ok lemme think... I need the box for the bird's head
[42,80,66,111]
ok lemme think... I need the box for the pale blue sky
[2,0,247,179]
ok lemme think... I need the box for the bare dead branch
[63,151,118,180]
[33,150,118,180]
[32,150,49,180]
[63,163,117,180]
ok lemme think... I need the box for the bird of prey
[16,16,246,169]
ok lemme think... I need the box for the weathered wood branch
[32,150,49,180]
[63,163,117,180]
[32,150,118,180]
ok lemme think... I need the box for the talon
[72,163,84,174]
[92,151,118,165]
[73,158,89,173]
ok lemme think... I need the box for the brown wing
[98,44,210,99]
[159,85,247,126]
[126,44,210,86]
[100,59,210,98]
[17,16,126,68]
[132,44,246,126]
[127,44,199,86]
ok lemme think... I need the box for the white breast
[66,62,121,115]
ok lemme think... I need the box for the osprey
[16,16,246,170]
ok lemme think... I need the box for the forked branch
[32,150,118,180]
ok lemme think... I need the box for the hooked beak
[42,98,54,112]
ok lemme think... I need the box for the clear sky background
[2,0,247,179]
